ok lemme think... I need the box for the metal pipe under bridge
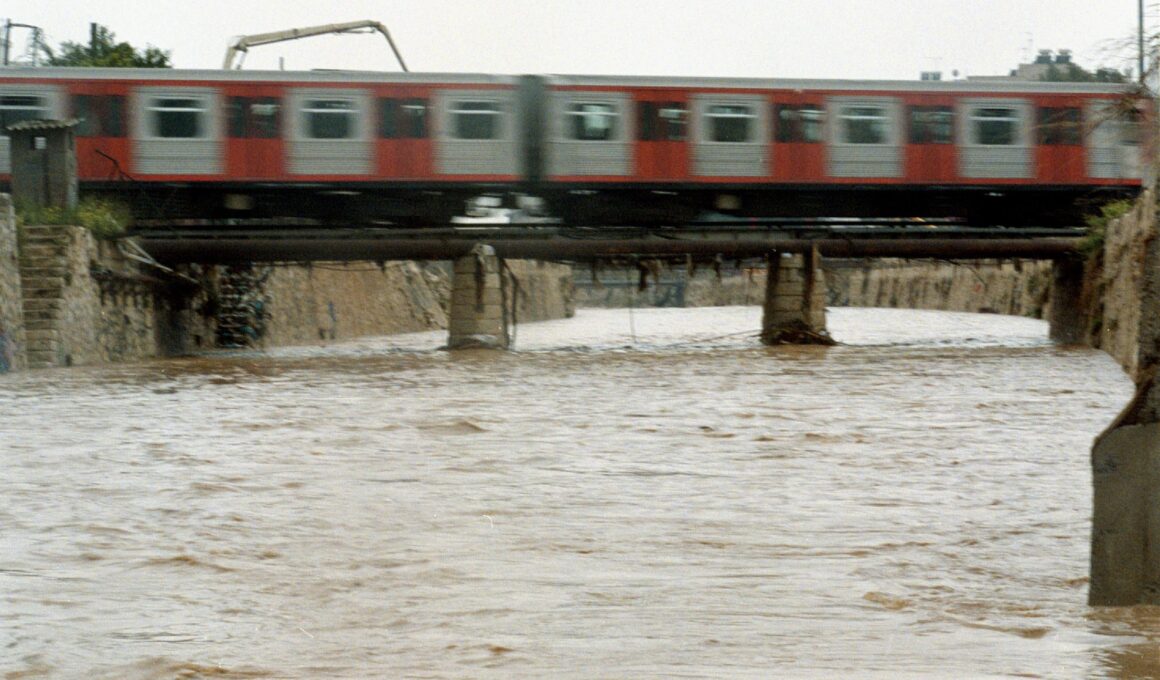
[134,219,1084,265]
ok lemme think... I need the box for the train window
[150,97,206,138]
[0,94,49,137]
[1037,107,1082,145]
[229,97,280,138]
[249,99,280,138]
[908,106,953,144]
[378,98,428,139]
[569,103,617,141]
[971,108,1019,145]
[659,106,687,141]
[638,102,686,141]
[379,99,398,138]
[402,100,428,138]
[840,106,889,144]
[74,96,97,136]
[105,96,125,137]
[706,104,754,143]
[775,104,823,143]
[303,99,356,140]
[452,101,501,140]
[1121,109,1143,146]
[73,95,126,138]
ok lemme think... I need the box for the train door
[226,92,283,180]
[635,92,689,181]
[68,85,130,181]
[904,101,956,182]
[375,92,432,179]
[1035,104,1085,183]
[771,97,826,181]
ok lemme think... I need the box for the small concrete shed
[6,118,79,211]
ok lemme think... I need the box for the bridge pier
[1048,257,1086,344]
[761,247,831,345]
[447,244,509,350]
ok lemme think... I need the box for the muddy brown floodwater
[2,307,1153,679]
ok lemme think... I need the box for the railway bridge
[132,217,1090,349]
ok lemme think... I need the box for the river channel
[1,306,1152,678]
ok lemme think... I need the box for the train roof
[0,66,1140,95]
[0,67,517,86]
[540,73,1140,95]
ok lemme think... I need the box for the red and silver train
[0,67,1147,225]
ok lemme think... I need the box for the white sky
[1,0,1149,80]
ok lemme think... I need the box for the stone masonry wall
[2,190,575,370]
[0,194,24,372]
[505,260,576,323]
[3,180,574,369]
[575,266,768,309]
[22,226,163,368]
[62,233,162,366]
[221,258,573,349]
[1083,188,1157,378]
[835,259,1054,319]
[258,261,452,347]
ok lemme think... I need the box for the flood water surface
[1,307,1151,678]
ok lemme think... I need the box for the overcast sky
[1,0,1149,80]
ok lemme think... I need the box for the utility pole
[1140,0,1146,83]
[2,20,45,66]
[3,19,11,66]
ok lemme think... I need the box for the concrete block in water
[1090,421,1160,605]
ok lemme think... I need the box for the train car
[537,75,1147,225]
[0,67,1147,226]
[0,67,526,222]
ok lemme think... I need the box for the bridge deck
[132,220,1085,264]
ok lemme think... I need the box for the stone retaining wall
[1082,188,1157,378]
[0,192,575,371]
[0,195,23,372]
[59,231,161,366]
[574,266,768,308]
[257,262,452,347]
[834,259,1054,319]
[194,258,573,350]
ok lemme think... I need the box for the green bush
[16,197,131,240]
[1079,199,1134,256]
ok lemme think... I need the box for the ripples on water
[0,307,1146,679]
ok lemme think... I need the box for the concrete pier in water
[761,248,830,345]
[447,244,509,350]
[1048,257,1086,344]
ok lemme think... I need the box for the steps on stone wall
[19,225,69,368]
[215,264,270,348]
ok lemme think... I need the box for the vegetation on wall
[16,197,132,240]
[1079,199,1134,257]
